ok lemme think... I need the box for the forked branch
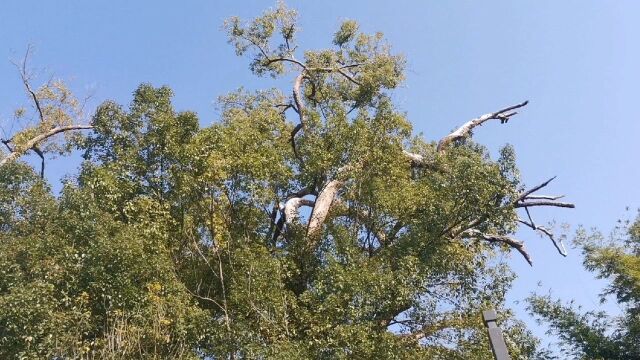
[465,229,533,266]
[518,218,568,256]
[437,101,529,153]
[514,177,575,209]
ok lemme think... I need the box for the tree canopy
[0,3,575,359]
[528,213,640,359]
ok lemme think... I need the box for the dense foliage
[528,213,640,359]
[0,4,565,359]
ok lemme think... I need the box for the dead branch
[518,218,568,256]
[292,73,306,126]
[271,187,316,242]
[1,46,94,172]
[465,229,533,266]
[264,56,306,69]
[514,176,575,209]
[515,201,575,209]
[437,101,528,153]
[524,195,565,201]
[14,47,45,123]
[514,176,556,203]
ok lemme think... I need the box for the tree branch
[31,146,45,178]
[514,176,575,208]
[13,45,45,123]
[514,176,557,203]
[437,101,529,153]
[292,72,306,127]
[524,194,565,201]
[290,123,303,163]
[518,218,568,257]
[0,125,93,168]
[465,229,533,266]
[264,56,307,69]
[306,178,344,240]
[283,197,314,224]
[514,201,575,209]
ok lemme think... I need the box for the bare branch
[465,229,533,266]
[271,186,316,242]
[513,176,574,208]
[12,45,45,123]
[524,194,565,201]
[514,176,556,203]
[515,201,575,209]
[518,218,568,257]
[264,56,307,69]
[437,101,529,153]
[275,103,295,115]
[401,149,442,171]
[402,150,425,165]
[335,68,361,86]
[304,164,355,242]
[1,139,14,153]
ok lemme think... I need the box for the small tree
[528,212,640,359]
[0,45,93,176]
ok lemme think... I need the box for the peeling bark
[306,179,344,239]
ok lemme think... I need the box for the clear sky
[2,0,639,350]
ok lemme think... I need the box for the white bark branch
[514,176,574,209]
[402,150,428,166]
[437,101,528,153]
[283,197,314,224]
[306,179,344,239]
[514,176,556,203]
[515,201,575,209]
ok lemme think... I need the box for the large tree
[528,213,640,359]
[0,3,573,359]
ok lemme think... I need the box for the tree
[528,212,640,359]
[0,45,93,177]
[0,3,573,359]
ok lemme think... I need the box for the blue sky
[2,0,639,350]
